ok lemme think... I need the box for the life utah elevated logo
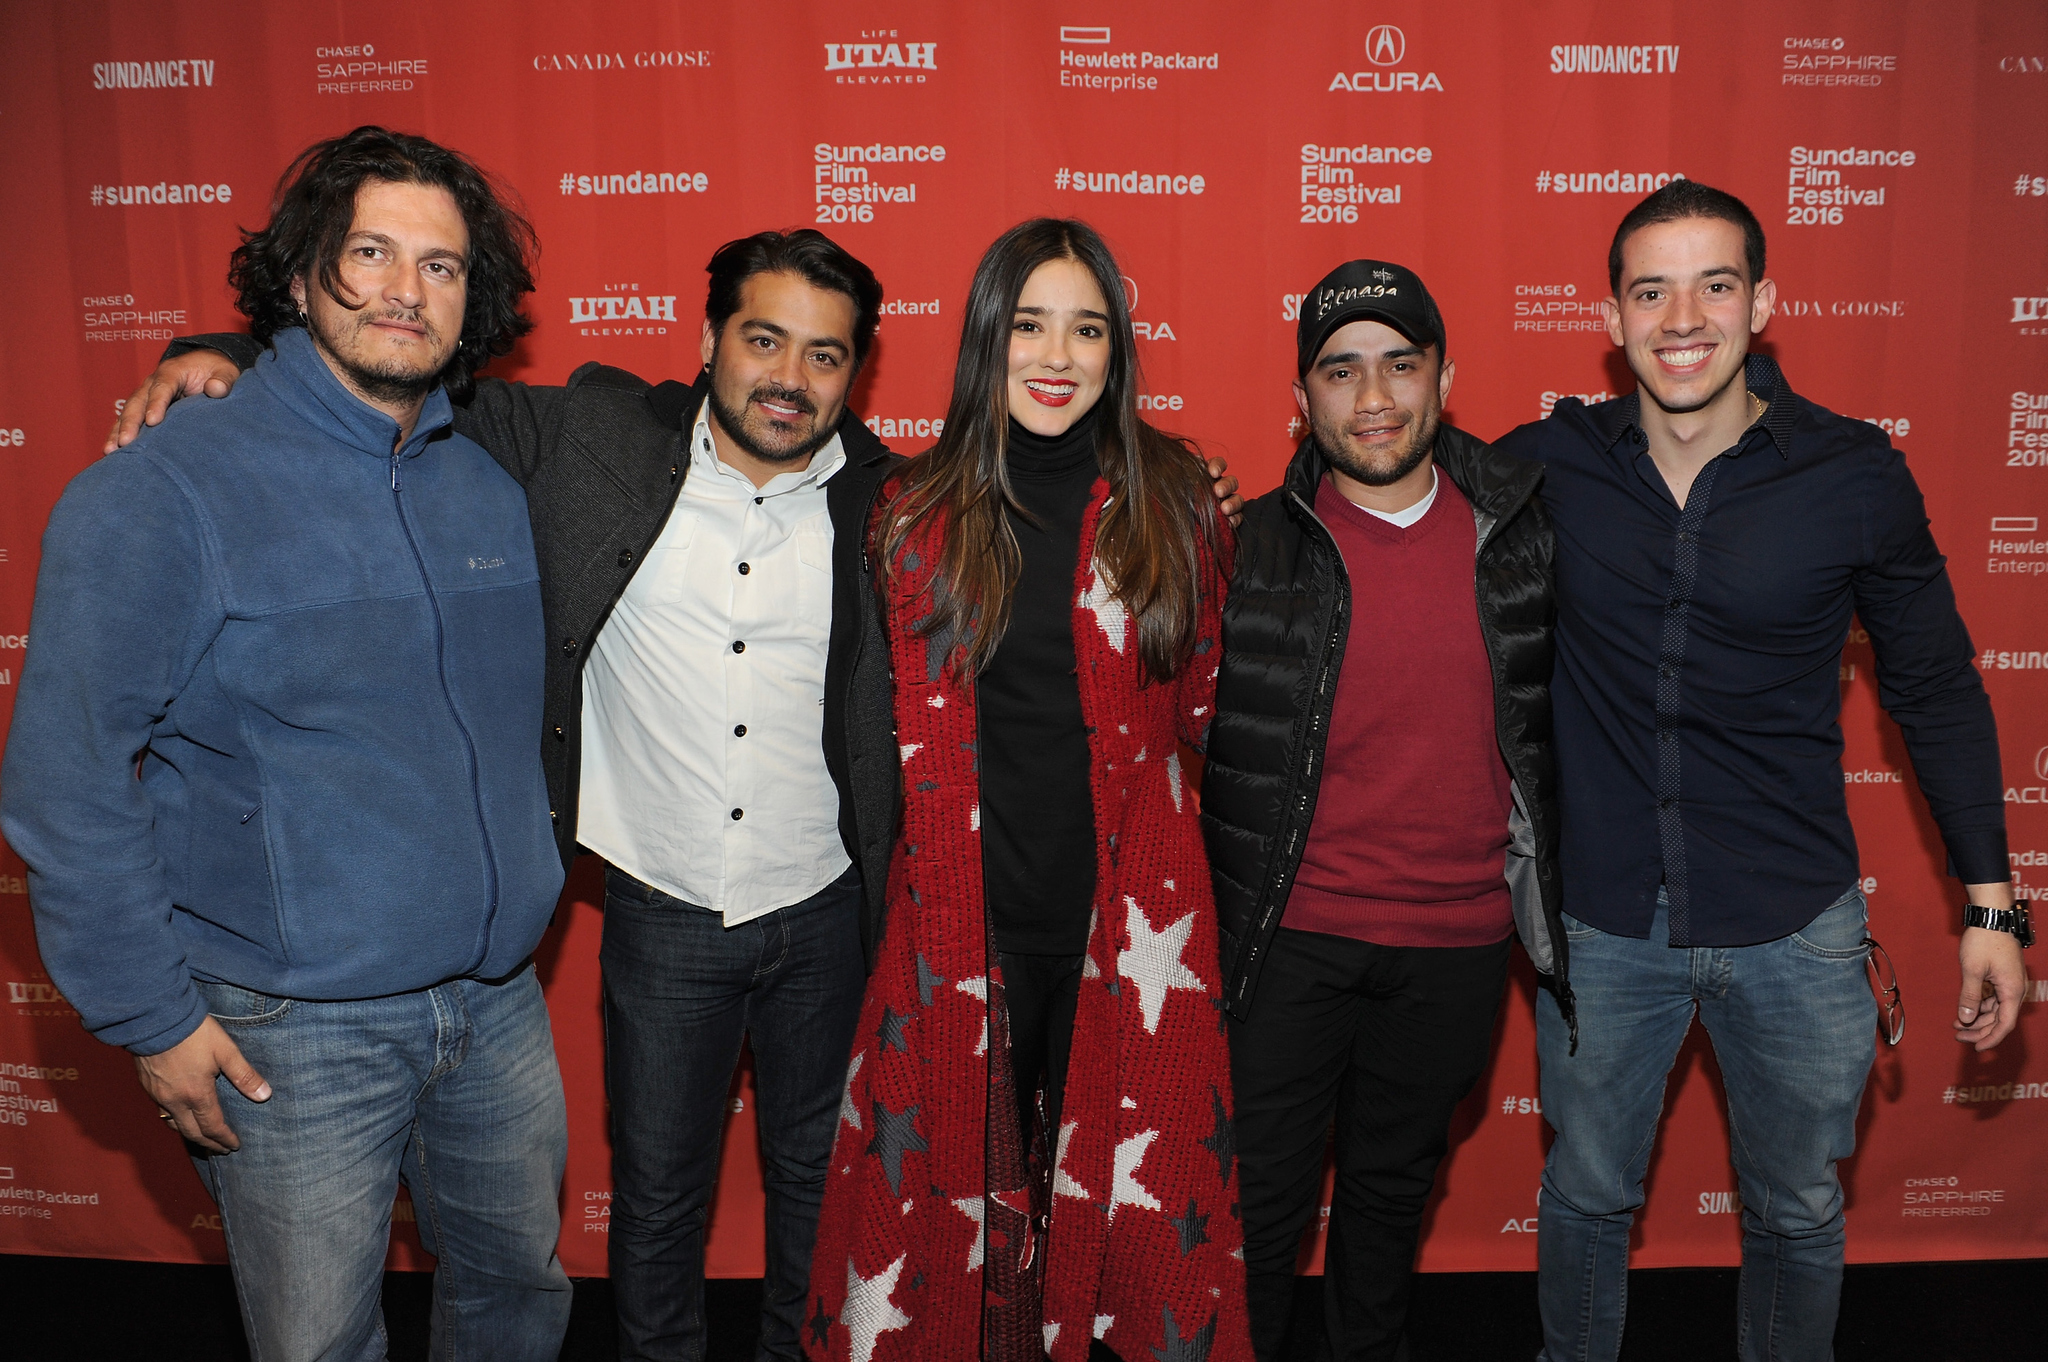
[1331,24,1442,93]
[825,29,936,84]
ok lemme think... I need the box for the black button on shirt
[1494,355,2005,946]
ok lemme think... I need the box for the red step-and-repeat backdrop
[2,0,2045,1278]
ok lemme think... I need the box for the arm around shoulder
[450,374,573,486]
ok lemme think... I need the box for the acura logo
[1121,274,1139,312]
[1366,25,1405,66]
[2035,745,2048,781]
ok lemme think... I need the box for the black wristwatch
[1963,902,2035,947]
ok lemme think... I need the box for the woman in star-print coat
[802,219,1251,1362]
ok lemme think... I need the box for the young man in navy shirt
[1494,180,2024,1362]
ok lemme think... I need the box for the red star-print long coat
[804,479,1251,1362]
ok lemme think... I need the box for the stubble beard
[309,304,451,405]
[1315,404,1440,487]
[705,363,838,466]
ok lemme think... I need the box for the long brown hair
[881,218,1223,683]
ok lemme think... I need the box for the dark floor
[0,1254,2041,1359]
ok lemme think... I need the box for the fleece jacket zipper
[391,448,501,967]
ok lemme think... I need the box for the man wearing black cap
[1200,261,1569,1359]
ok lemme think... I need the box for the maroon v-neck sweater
[1285,472,1514,948]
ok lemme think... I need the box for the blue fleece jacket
[0,328,564,1054]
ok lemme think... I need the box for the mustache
[356,307,432,333]
[749,382,816,418]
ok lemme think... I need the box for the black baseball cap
[1296,259,1445,375]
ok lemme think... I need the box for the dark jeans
[997,950,1085,1140]
[600,865,867,1362]
[1231,926,1512,1362]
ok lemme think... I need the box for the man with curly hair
[1,127,572,1360]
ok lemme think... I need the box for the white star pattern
[951,1195,986,1272]
[970,803,980,831]
[1166,750,1184,811]
[843,1255,912,1362]
[839,1051,864,1132]
[1117,897,1204,1035]
[1053,1120,1092,1201]
[1044,1323,1060,1351]
[899,742,922,764]
[1094,1315,1117,1339]
[1108,1129,1163,1223]
[956,974,988,1056]
[1078,559,1128,653]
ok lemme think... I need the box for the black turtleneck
[978,406,1102,955]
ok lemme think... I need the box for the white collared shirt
[575,403,849,925]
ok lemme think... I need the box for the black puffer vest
[1199,425,1574,1037]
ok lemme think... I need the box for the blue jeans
[192,964,571,1362]
[1535,887,1875,1362]
[600,865,867,1362]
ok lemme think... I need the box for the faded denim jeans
[1535,887,1875,1362]
[193,964,570,1362]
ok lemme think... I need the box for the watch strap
[1963,902,2035,947]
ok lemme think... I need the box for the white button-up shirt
[575,402,849,925]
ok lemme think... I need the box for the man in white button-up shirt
[586,239,889,1362]
[578,391,850,922]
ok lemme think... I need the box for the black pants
[599,866,867,1362]
[998,950,1085,1143]
[1230,927,1512,1362]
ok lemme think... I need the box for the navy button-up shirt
[1495,355,2006,946]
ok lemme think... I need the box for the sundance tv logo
[1330,24,1442,93]
[825,32,936,84]
[93,57,216,89]
[1549,43,1679,74]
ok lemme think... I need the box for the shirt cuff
[1943,825,2011,887]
